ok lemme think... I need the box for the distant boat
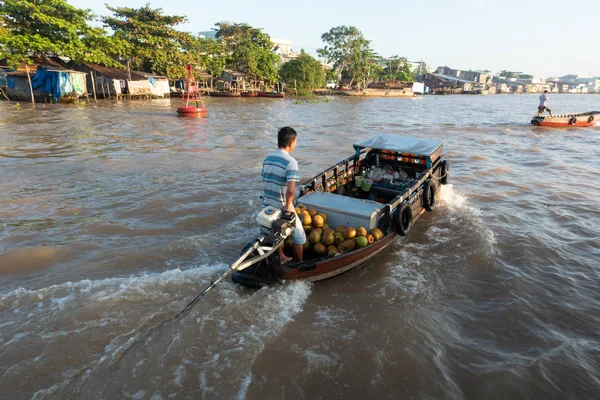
[241,91,259,97]
[257,91,285,98]
[210,91,241,97]
[531,111,599,127]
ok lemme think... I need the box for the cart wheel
[394,203,413,236]
[423,181,436,212]
[440,160,449,185]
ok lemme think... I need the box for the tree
[102,3,195,76]
[379,56,413,82]
[499,70,517,79]
[317,26,379,88]
[0,0,123,68]
[519,73,533,79]
[279,50,325,91]
[214,22,279,83]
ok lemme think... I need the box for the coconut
[371,228,384,240]
[355,226,367,237]
[335,226,346,234]
[303,225,313,233]
[316,211,328,223]
[367,234,375,244]
[313,215,324,228]
[302,213,312,226]
[340,239,356,251]
[355,236,368,247]
[309,229,322,244]
[314,243,327,255]
[308,208,318,217]
[327,245,338,256]
[321,231,335,246]
[334,232,345,245]
[344,227,356,239]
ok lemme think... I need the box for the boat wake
[0,263,312,399]
[374,184,496,302]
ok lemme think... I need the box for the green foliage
[215,22,279,83]
[377,55,413,82]
[499,70,517,78]
[325,69,337,81]
[103,4,196,76]
[318,26,379,88]
[279,50,325,91]
[0,0,122,68]
[519,74,533,79]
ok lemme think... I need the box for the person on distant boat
[261,127,305,264]
[538,90,553,116]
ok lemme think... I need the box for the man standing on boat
[261,127,305,264]
[538,90,553,116]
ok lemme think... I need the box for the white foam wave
[437,183,497,249]
[0,263,228,312]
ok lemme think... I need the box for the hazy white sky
[72,0,600,77]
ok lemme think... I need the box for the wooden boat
[531,111,599,127]
[241,91,259,97]
[209,91,241,97]
[232,135,449,288]
[257,91,285,98]
[176,65,207,117]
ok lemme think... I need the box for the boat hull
[210,91,241,97]
[531,111,599,127]
[257,91,285,98]
[231,232,397,288]
[241,92,258,97]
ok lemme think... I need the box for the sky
[71,0,600,78]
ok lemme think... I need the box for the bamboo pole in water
[90,70,97,103]
[25,65,35,107]
[101,78,106,99]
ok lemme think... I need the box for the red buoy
[177,64,207,117]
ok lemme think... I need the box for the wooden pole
[90,70,97,103]
[101,77,106,99]
[25,65,35,107]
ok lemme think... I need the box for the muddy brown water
[1,94,600,399]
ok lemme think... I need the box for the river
[1,94,599,399]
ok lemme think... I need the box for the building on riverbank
[6,66,87,103]
[2,55,88,102]
[419,66,495,94]
[73,63,171,99]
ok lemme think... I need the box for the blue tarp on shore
[29,67,74,103]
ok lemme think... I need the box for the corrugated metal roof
[82,63,151,81]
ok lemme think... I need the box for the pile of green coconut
[284,204,385,256]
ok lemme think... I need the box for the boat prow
[531,111,599,127]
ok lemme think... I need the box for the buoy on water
[177,64,207,117]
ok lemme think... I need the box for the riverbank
[313,88,415,97]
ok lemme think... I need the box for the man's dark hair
[544,90,548,93]
[278,126,297,148]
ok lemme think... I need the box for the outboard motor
[256,206,296,244]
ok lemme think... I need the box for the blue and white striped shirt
[262,149,299,208]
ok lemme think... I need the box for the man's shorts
[538,106,550,112]
[292,213,306,244]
